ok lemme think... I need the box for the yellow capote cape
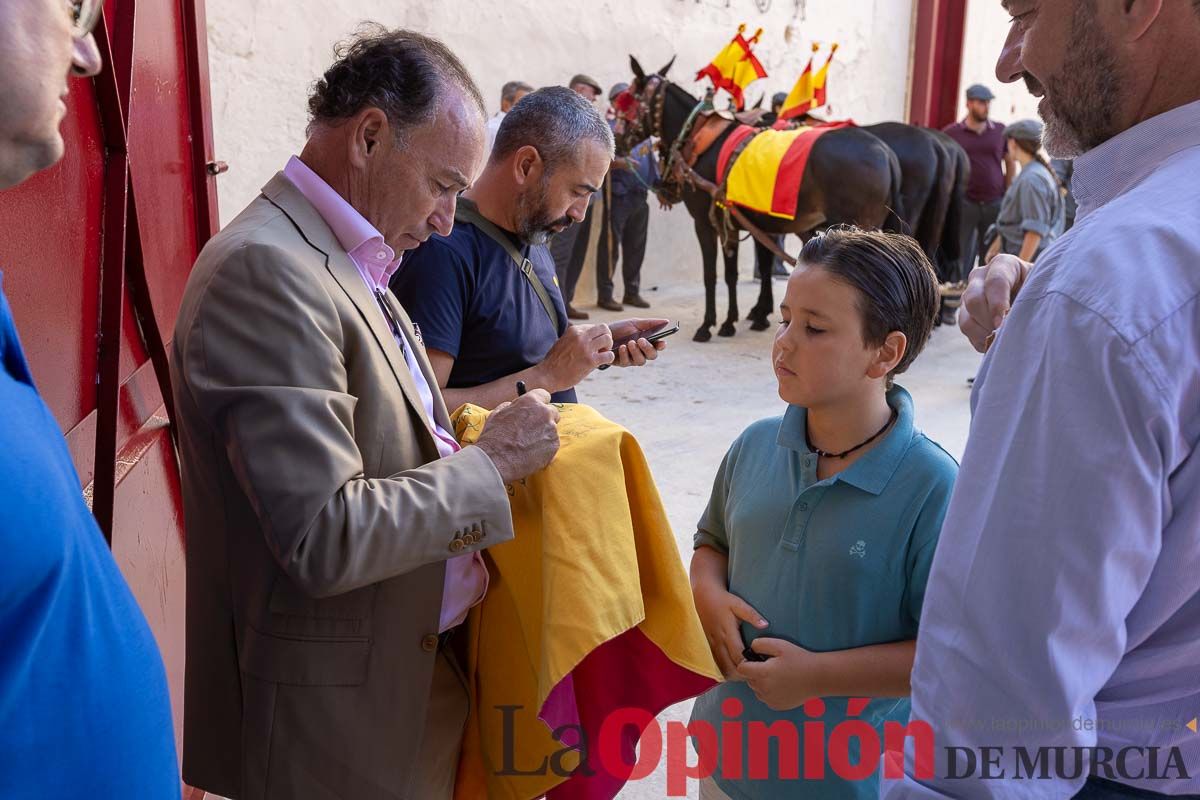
[450,403,720,800]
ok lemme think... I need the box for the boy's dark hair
[307,25,484,142]
[798,226,939,385]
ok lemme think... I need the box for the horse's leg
[693,215,718,342]
[719,239,739,337]
[748,238,777,330]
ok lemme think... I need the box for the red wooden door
[909,0,968,128]
[0,0,218,787]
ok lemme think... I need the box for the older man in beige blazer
[171,28,563,800]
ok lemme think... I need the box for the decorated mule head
[617,54,676,152]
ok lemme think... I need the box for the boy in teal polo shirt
[690,227,958,800]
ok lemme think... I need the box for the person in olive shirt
[986,119,1065,263]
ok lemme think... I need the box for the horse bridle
[621,73,796,266]
[625,74,712,206]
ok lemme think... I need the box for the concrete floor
[573,275,982,799]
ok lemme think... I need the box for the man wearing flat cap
[942,83,1017,283]
[569,73,603,102]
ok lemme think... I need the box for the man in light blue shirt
[884,1,1200,798]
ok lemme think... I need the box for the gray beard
[524,229,552,246]
[513,177,562,245]
[1038,1,1121,158]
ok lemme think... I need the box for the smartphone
[643,322,681,344]
[598,322,680,370]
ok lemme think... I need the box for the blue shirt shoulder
[0,281,178,798]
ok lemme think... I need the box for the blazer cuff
[438,444,516,552]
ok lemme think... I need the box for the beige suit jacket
[170,173,514,799]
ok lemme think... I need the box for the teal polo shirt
[691,385,957,800]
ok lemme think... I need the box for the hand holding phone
[598,321,678,370]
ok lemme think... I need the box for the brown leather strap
[454,198,560,329]
[680,163,798,267]
[682,114,733,167]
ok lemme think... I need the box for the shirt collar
[776,384,917,496]
[953,118,999,133]
[1072,99,1200,219]
[283,155,401,289]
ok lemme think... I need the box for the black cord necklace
[806,408,898,459]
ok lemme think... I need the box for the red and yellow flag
[813,43,839,109]
[696,24,768,110]
[777,43,838,123]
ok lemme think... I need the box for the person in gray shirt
[986,118,1065,262]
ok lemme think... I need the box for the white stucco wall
[206,0,917,289]
[956,0,1041,124]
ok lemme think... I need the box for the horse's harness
[625,75,798,266]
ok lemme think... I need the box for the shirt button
[376,250,387,260]
[421,634,439,652]
[799,502,808,511]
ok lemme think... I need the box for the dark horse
[624,57,905,342]
[861,122,967,270]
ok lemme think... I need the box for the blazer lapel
[261,173,440,450]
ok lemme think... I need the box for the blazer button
[449,538,466,553]
[421,634,439,652]
[463,532,478,545]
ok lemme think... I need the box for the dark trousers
[754,234,788,279]
[1073,776,1198,799]
[551,199,594,305]
[597,192,649,301]
[957,198,1002,281]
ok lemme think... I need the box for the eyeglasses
[67,0,103,37]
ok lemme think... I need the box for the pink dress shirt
[283,156,487,632]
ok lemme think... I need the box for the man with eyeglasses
[0,1,180,798]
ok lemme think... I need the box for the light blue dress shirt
[884,100,1200,797]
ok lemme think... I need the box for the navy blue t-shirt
[391,219,578,404]
[0,277,179,798]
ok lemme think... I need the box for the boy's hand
[692,580,768,680]
[735,638,825,711]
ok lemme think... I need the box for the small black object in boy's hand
[516,381,527,397]
[742,644,771,663]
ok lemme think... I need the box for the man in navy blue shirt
[393,87,668,411]
[0,1,179,797]
[596,82,659,310]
